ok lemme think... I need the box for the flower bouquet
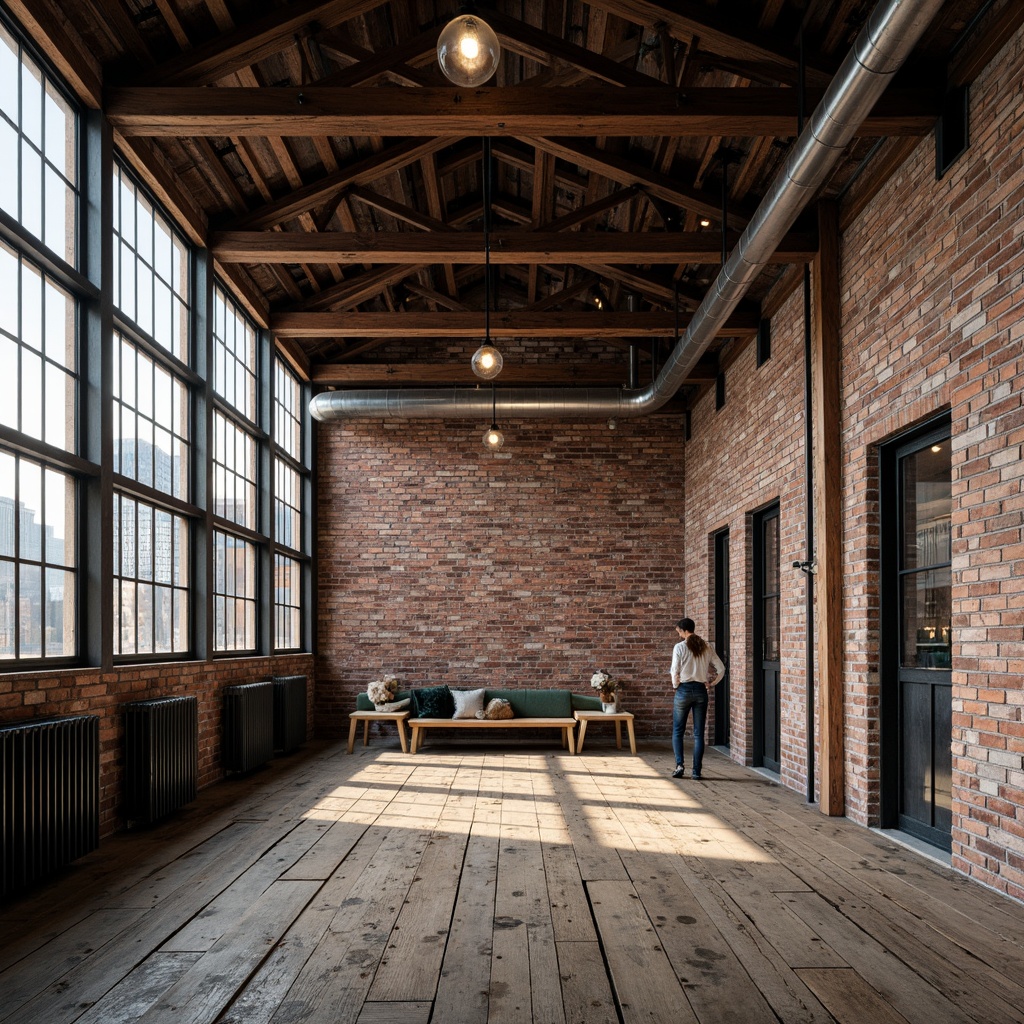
[590,670,620,711]
[367,675,401,710]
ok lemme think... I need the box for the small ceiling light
[699,216,712,228]
[931,444,942,453]
[483,383,504,450]
[437,11,500,87]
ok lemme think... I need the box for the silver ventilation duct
[310,0,944,424]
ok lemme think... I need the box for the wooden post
[812,201,845,816]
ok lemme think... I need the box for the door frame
[879,412,952,848]
[752,502,781,771]
[713,527,730,747]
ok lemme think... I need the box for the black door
[881,421,952,850]
[713,529,730,746]
[753,505,781,772]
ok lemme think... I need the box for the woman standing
[670,617,726,779]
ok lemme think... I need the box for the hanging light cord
[491,381,497,428]
[483,136,492,345]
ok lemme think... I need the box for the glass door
[713,528,730,746]
[753,505,780,772]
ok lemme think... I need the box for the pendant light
[437,9,500,87]
[471,137,503,380]
[483,383,504,450]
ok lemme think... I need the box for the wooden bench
[408,716,576,754]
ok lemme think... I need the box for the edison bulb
[483,425,505,450]
[471,343,503,379]
[437,14,500,87]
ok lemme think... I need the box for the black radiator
[223,681,274,774]
[123,696,198,829]
[272,675,308,754]
[1,715,100,901]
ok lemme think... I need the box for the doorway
[753,504,781,772]
[881,418,952,851]
[713,528,730,746]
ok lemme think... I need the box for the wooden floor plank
[554,941,618,1024]
[367,829,469,1001]
[280,821,368,880]
[622,850,780,1024]
[135,880,319,1024]
[588,879,699,1024]
[71,952,203,1024]
[432,823,499,1024]
[796,968,914,1024]
[218,828,390,1024]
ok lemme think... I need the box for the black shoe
[672,766,685,778]
[691,774,702,780]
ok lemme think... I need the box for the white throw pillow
[451,688,486,719]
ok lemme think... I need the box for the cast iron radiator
[272,675,308,754]
[123,696,198,829]
[223,681,274,774]
[1,715,100,901]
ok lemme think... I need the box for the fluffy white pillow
[451,688,486,719]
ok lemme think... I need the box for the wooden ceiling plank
[296,263,433,311]
[587,0,833,83]
[523,135,747,228]
[486,9,663,87]
[227,136,459,230]
[145,0,391,85]
[403,283,469,312]
[105,86,940,138]
[546,186,640,232]
[420,155,459,298]
[948,2,1024,89]
[314,26,439,87]
[271,310,758,337]
[348,185,452,233]
[522,275,602,311]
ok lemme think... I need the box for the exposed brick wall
[681,295,810,790]
[315,416,687,742]
[683,24,1024,899]
[0,654,315,838]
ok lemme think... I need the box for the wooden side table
[347,710,411,754]
[573,710,637,754]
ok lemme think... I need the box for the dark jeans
[673,683,708,775]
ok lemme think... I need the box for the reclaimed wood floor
[2,736,1023,1024]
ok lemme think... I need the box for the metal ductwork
[310,0,944,424]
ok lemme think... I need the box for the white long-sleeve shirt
[671,640,726,689]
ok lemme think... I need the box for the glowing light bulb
[437,14,500,87]
[484,425,505,450]
[471,343,503,379]
[460,34,480,60]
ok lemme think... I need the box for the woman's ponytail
[676,616,708,658]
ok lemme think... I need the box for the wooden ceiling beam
[211,229,817,264]
[314,26,438,88]
[271,310,759,338]
[295,263,433,311]
[105,87,940,138]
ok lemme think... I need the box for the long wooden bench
[409,716,576,754]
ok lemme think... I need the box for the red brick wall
[683,25,1024,899]
[0,654,314,837]
[681,295,810,789]
[315,417,687,741]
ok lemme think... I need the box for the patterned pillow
[452,688,486,720]
[476,697,514,720]
[412,685,455,719]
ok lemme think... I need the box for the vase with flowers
[590,670,621,713]
[367,675,401,711]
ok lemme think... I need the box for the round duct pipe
[310,0,945,424]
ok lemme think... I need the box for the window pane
[901,567,952,669]
[213,284,257,421]
[213,528,256,653]
[901,442,952,571]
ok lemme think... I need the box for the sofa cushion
[485,688,571,718]
[412,685,455,719]
[452,688,486,719]
[571,693,604,712]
